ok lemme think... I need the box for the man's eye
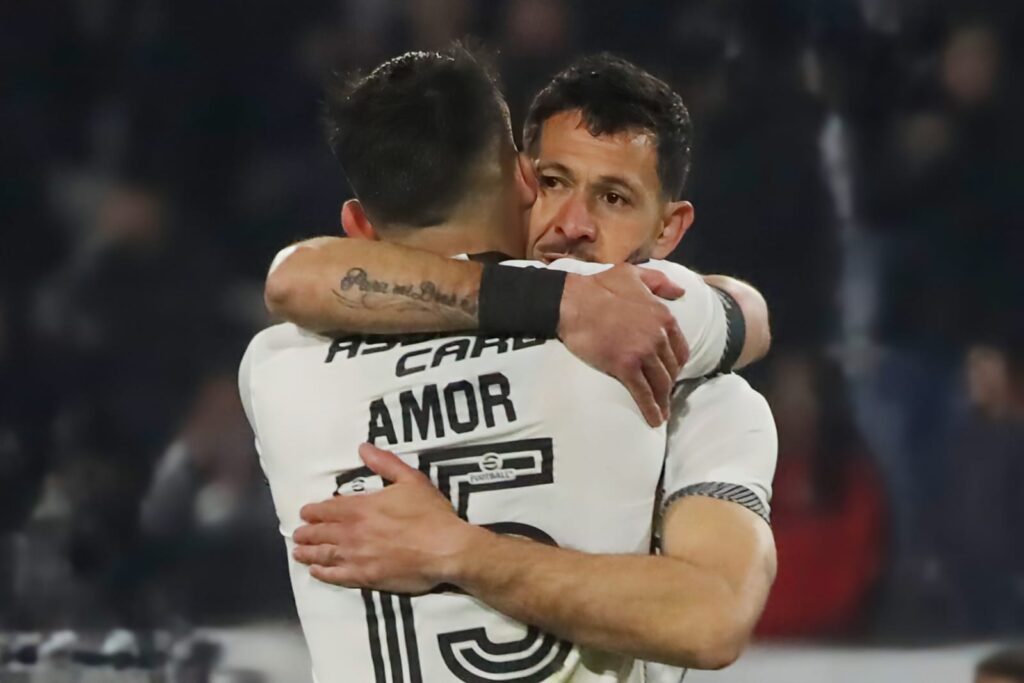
[541,176,562,189]
[604,192,626,206]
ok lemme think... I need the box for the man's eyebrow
[595,174,640,196]
[536,160,575,179]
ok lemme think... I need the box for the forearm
[703,275,771,369]
[265,238,482,334]
[445,526,743,669]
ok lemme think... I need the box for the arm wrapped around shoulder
[478,264,567,337]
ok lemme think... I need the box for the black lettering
[512,336,547,350]
[479,373,516,427]
[443,381,479,434]
[401,385,445,442]
[339,267,389,294]
[397,347,432,377]
[362,339,399,354]
[471,336,509,358]
[400,332,443,346]
[367,399,398,445]
[432,339,471,368]
[326,337,362,363]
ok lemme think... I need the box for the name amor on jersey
[367,372,518,446]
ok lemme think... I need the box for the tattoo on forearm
[334,268,478,322]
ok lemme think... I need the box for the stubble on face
[525,111,667,264]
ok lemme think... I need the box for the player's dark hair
[324,43,509,228]
[523,54,693,200]
[977,646,1024,680]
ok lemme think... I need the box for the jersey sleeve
[635,260,742,379]
[507,258,742,379]
[661,374,777,524]
[238,339,259,436]
[238,334,269,471]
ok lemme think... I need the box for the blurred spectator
[755,352,886,638]
[499,0,577,133]
[943,22,1001,109]
[674,0,838,349]
[977,645,1024,683]
[663,2,731,122]
[942,341,1024,635]
[29,180,230,627]
[406,0,477,50]
[801,4,1018,626]
[36,180,225,460]
[140,373,290,624]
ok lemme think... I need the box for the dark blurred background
[2,0,1023,673]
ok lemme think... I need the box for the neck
[385,203,524,259]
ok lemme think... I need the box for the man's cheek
[525,224,548,258]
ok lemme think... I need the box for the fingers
[637,268,685,300]
[301,493,369,523]
[293,543,344,567]
[293,521,350,547]
[664,319,689,376]
[359,443,420,483]
[620,364,663,427]
[310,564,361,588]
[300,498,346,524]
[642,354,674,422]
[656,333,681,381]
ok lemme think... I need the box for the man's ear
[651,200,694,259]
[341,199,379,241]
[515,152,538,209]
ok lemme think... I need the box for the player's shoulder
[678,373,773,425]
[240,323,327,378]
[245,322,325,355]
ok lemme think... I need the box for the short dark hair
[325,44,509,228]
[978,646,1024,680]
[523,54,693,200]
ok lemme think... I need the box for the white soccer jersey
[239,258,738,683]
[643,372,777,683]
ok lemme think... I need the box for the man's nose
[553,193,597,242]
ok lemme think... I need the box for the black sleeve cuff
[711,287,745,373]
[479,264,566,337]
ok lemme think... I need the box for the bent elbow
[738,285,771,360]
[689,639,744,671]
[264,269,295,318]
[264,245,307,318]
[753,310,772,361]
[669,619,749,671]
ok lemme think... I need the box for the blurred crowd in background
[2,0,1023,653]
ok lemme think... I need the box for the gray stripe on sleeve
[662,482,770,524]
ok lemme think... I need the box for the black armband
[478,264,567,337]
[712,286,746,373]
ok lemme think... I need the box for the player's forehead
[534,110,662,196]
